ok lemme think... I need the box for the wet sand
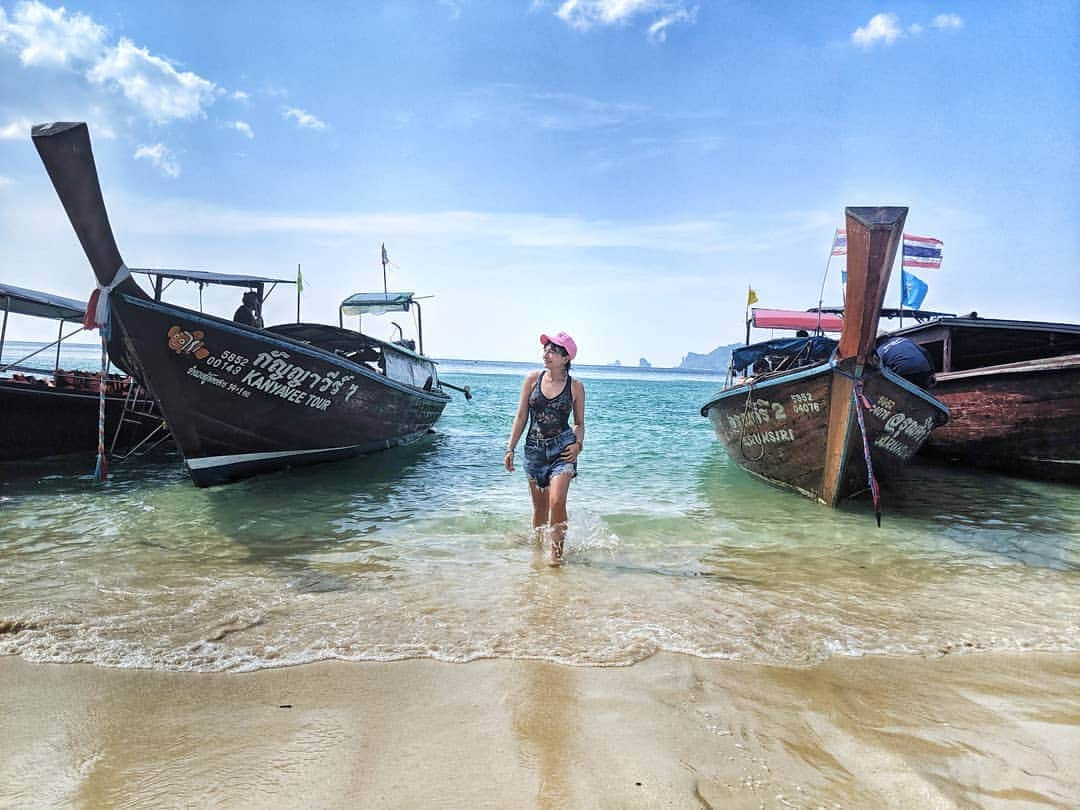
[1,652,1077,808]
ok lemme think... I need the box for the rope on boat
[93,334,108,483]
[852,379,880,526]
[85,268,128,483]
[739,383,765,461]
[83,264,130,335]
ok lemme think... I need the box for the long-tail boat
[32,121,452,487]
[1,282,164,461]
[886,315,1080,484]
[700,206,950,515]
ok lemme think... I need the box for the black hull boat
[112,297,450,485]
[32,121,451,486]
[1,282,164,463]
[0,374,133,463]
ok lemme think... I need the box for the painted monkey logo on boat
[167,326,210,360]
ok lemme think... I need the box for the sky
[1,0,1077,367]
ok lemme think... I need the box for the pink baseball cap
[540,331,578,360]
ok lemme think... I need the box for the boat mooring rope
[93,334,108,482]
[852,379,880,526]
[739,384,765,461]
[85,268,129,483]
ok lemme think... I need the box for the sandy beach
[2,651,1077,808]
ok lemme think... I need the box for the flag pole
[816,253,833,335]
[296,263,302,323]
[816,228,839,335]
[744,284,755,345]
[898,242,904,329]
[381,243,389,295]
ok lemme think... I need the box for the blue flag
[902,270,928,309]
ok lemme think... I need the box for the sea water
[1,353,1078,672]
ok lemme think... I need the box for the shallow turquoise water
[1,362,1078,671]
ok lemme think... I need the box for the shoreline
[2,651,1076,807]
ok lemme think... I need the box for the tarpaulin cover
[732,336,838,371]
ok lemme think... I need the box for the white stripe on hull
[186,444,367,470]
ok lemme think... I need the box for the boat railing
[2,367,129,393]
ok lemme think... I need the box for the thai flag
[902,234,943,270]
[831,228,847,256]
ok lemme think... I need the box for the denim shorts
[524,428,578,489]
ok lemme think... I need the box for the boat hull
[109,293,450,486]
[920,354,1080,483]
[0,380,130,462]
[701,359,949,504]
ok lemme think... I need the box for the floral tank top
[527,371,574,441]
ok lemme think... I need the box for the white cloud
[134,143,180,178]
[0,0,106,67]
[0,175,14,187]
[231,89,250,101]
[88,38,217,123]
[283,107,327,130]
[555,0,697,38]
[852,12,903,48]
[0,118,33,140]
[0,3,218,125]
[932,14,963,30]
[102,197,746,255]
[853,11,964,48]
[457,85,647,132]
[647,8,695,43]
[229,120,254,139]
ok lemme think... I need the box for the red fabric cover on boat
[752,309,843,332]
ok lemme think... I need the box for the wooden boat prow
[837,207,906,365]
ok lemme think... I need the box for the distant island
[677,343,740,372]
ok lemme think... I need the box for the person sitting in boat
[876,335,935,388]
[233,291,263,328]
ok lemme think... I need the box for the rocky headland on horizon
[436,342,739,373]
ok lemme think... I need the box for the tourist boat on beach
[1,282,164,462]
[32,121,454,487]
[700,206,950,516]
[884,314,1080,484]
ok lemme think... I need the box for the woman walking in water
[504,332,586,565]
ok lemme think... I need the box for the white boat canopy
[0,282,86,321]
[340,292,416,317]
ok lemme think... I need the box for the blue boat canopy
[732,336,838,372]
[340,292,416,316]
[131,268,297,287]
[0,282,86,321]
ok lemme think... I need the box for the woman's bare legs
[528,479,549,540]
[546,473,573,565]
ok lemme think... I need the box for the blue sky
[1,1,1077,366]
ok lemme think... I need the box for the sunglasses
[543,343,568,357]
